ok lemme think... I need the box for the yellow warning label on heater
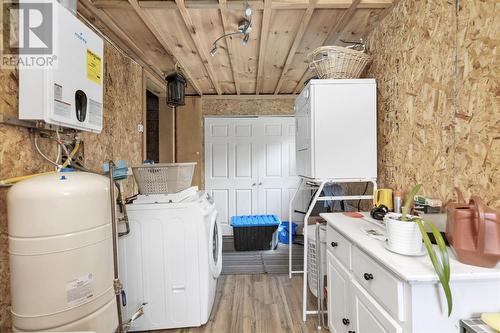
[86,49,102,85]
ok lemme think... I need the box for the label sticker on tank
[88,98,103,126]
[53,99,71,119]
[54,83,62,100]
[86,49,102,85]
[66,273,94,306]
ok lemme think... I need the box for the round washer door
[208,211,222,278]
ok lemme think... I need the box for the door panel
[205,117,301,235]
[235,143,252,178]
[210,144,229,178]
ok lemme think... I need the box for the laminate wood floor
[153,274,322,333]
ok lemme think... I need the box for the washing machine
[118,187,222,331]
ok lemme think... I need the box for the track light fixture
[209,4,252,57]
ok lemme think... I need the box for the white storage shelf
[322,212,500,333]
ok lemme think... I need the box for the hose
[0,137,81,185]
[34,133,60,168]
[0,171,56,185]
[61,140,81,168]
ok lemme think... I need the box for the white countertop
[320,212,500,283]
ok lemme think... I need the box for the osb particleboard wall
[454,0,499,209]
[0,43,144,329]
[366,0,499,209]
[202,98,294,116]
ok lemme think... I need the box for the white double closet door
[205,116,304,235]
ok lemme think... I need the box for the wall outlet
[137,124,144,133]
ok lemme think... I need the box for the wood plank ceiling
[77,0,394,95]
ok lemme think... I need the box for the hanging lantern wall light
[166,72,187,107]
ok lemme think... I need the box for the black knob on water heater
[75,90,87,122]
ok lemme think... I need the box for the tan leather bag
[446,190,500,268]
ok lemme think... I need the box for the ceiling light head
[210,44,218,56]
[238,19,251,34]
[242,33,250,46]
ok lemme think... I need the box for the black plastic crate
[233,225,279,251]
[231,215,281,251]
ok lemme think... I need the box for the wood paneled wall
[0,43,144,329]
[366,0,499,209]
[176,97,204,188]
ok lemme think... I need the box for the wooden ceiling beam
[175,0,223,95]
[325,0,362,44]
[202,94,297,100]
[272,0,391,9]
[255,0,272,95]
[273,0,317,94]
[137,1,264,10]
[218,0,241,94]
[360,0,400,38]
[292,0,362,94]
[78,0,166,84]
[130,0,390,10]
[127,0,204,95]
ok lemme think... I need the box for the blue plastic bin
[278,221,297,244]
[231,215,280,251]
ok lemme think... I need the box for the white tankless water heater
[7,171,117,332]
[19,0,104,133]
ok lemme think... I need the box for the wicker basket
[132,162,196,194]
[307,46,371,79]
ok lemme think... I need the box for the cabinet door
[327,251,353,333]
[350,279,403,333]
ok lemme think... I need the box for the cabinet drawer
[326,225,351,270]
[351,246,405,322]
[351,279,403,333]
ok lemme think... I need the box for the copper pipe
[108,161,124,332]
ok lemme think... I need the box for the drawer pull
[348,331,356,333]
[331,241,338,248]
[363,273,374,281]
[342,318,350,326]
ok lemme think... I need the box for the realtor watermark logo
[1,0,57,69]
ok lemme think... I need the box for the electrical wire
[33,133,61,168]
[357,182,370,212]
[56,130,70,160]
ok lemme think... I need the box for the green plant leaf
[427,221,450,283]
[416,219,453,316]
[402,184,422,222]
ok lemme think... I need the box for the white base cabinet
[323,213,500,333]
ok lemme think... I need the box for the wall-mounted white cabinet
[323,213,500,333]
[295,79,377,180]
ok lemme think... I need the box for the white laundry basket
[307,224,327,298]
[132,163,196,194]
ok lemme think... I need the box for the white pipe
[288,178,304,278]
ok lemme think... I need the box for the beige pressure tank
[7,171,118,332]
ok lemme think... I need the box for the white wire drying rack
[288,176,377,322]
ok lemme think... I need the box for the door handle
[252,183,256,186]
[258,182,262,186]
